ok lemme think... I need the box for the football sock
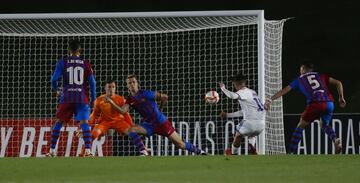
[80,123,92,149]
[50,121,62,149]
[231,144,239,154]
[129,132,146,152]
[322,124,337,142]
[185,142,201,154]
[289,127,303,154]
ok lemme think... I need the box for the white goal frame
[0,10,283,156]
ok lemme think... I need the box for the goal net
[0,11,286,157]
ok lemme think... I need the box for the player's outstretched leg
[185,142,207,155]
[168,131,207,155]
[128,126,148,156]
[46,121,63,157]
[129,132,148,156]
[79,122,93,157]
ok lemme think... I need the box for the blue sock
[80,123,92,149]
[289,127,303,154]
[185,142,201,154]
[50,121,62,149]
[129,132,146,152]
[322,125,337,142]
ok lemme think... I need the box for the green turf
[0,155,359,183]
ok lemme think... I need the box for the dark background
[1,0,359,114]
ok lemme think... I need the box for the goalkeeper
[76,79,148,156]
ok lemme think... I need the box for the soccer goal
[0,10,286,157]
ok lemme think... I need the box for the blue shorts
[140,122,155,137]
[321,102,334,125]
[302,102,334,125]
[56,103,90,122]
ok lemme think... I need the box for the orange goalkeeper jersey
[89,94,133,126]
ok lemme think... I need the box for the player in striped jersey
[76,79,148,156]
[46,40,96,157]
[112,75,207,156]
[265,62,346,154]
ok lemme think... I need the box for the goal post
[0,10,286,157]
[257,10,266,154]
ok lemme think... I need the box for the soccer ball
[205,90,220,104]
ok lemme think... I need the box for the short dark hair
[127,74,137,80]
[68,39,81,53]
[232,74,247,84]
[106,79,116,85]
[301,61,314,71]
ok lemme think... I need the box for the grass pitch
[0,155,359,183]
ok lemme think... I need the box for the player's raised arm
[264,85,292,110]
[328,77,346,108]
[219,82,240,100]
[155,91,168,110]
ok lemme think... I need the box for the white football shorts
[236,119,265,137]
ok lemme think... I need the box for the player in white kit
[219,74,266,155]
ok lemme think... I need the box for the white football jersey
[236,87,266,121]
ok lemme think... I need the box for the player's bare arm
[219,82,240,100]
[328,77,346,108]
[155,91,168,102]
[219,110,243,118]
[104,96,130,114]
[264,85,292,110]
[219,111,227,118]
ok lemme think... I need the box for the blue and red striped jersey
[51,56,96,104]
[289,72,334,104]
[126,90,167,125]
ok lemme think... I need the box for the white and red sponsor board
[2,114,359,157]
[0,119,113,157]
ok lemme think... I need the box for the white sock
[248,137,256,146]
[49,148,55,154]
[85,149,91,154]
[232,144,238,154]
